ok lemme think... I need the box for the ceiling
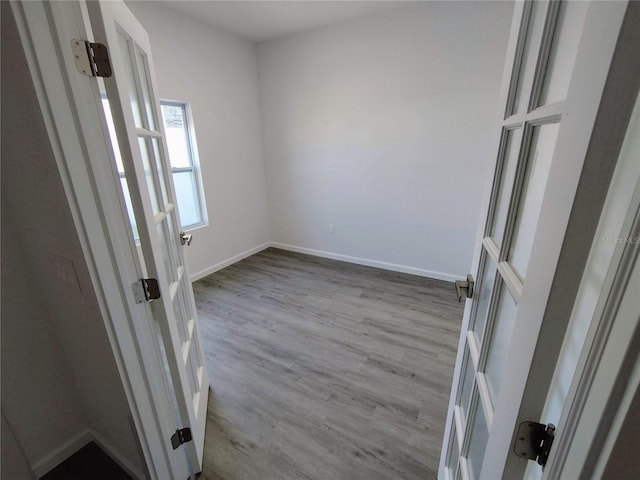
[158,0,419,43]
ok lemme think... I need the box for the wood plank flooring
[193,248,463,480]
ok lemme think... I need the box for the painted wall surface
[1,414,32,480]
[127,1,271,280]
[1,5,145,476]
[258,1,513,279]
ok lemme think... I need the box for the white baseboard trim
[190,242,271,282]
[91,429,146,480]
[270,242,461,282]
[31,429,92,478]
[189,241,460,283]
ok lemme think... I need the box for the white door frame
[542,29,640,476]
[547,132,640,479]
[11,1,194,478]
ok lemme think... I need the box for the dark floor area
[40,441,133,480]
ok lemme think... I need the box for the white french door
[440,1,629,479]
[87,0,210,472]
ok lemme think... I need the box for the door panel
[88,0,210,472]
[510,0,547,115]
[470,254,497,343]
[537,1,589,107]
[459,347,475,424]
[466,402,489,480]
[483,284,517,404]
[508,121,560,280]
[488,127,523,247]
[440,1,629,478]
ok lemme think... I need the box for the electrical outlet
[329,224,335,234]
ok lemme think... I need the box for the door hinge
[171,428,193,450]
[514,421,555,467]
[72,39,113,78]
[132,278,161,303]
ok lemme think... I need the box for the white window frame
[160,100,207,231]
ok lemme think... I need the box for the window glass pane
[161,104,192,168]
[151,138,170,208]
[471,251,498,346]
[459,346,475,424]
[166,210,183,271]
[120,177,138,240]
[116,30,143,128]
[539,1,589,106]
[172,285,187,345]
[467,403,489,480]
[472,254,497,344]
[156,221,176,283]
[510,0,547,114]
[489,128,522,247]
[447,422,460,478]
[138,137,160,215]
[135,47,156,131]
[101,97,125,174]
[484,284,518,404]
[509,122,560,280]
[187,338,202,403]
[173,170,201,227]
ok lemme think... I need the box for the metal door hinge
[454,274,475,302]
[132,278,161,303]
[171,427,193,450]
[514,421,555,467]
[72,39,112,78]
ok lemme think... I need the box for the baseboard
[189,241,460,283]
[270,242,461,282]
[90,429,146,480]
[31,429,92,478]
[190,242,271,281]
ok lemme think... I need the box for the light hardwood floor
[193,248,463,480]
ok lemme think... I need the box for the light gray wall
[1,413,32,480]
[1,4,145,476]
[126,1,271,280]
[258,1,514,279]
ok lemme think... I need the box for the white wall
[1,4,145,476]
[126,1,271,280]
[258,1,513,279]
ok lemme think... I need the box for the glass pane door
[88,0,210,471]
[442,1,590,477]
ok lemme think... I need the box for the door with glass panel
[87,0,210,472]
[439,1,628,479]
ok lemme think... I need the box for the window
[160,101,207,229]
[101,96,140,239]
